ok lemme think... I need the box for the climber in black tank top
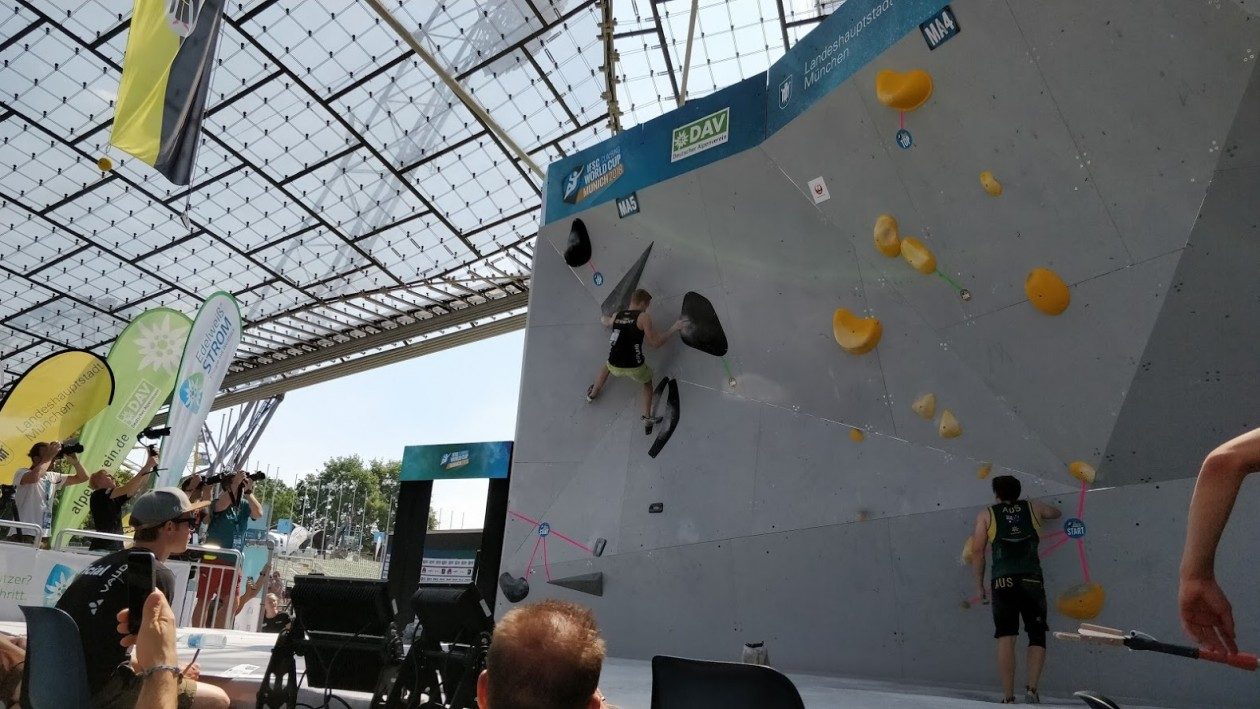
[969,475,1061,705]
[586,288,685,434]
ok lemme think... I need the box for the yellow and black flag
[110,0,225,186]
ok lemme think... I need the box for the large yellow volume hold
[873,214,901,257]
[1025,267,1071,315]
[1069,461,1096,484]
[911,393,936,420]
[900,237,937,274]
[832,308,882,355]
[939,410,962,438]
[1057,582,1106,620]
[979,171,1002,196]
[875,69,934,112]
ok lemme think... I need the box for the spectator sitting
[477,599,610,709]
[260,593,291,633]
[55,487,228,709]
[116,590,183,709]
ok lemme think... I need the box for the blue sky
[214,330,525,530]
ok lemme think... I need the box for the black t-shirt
[608,309,646,367]
[88,489,128,551]
[55,548,175,694]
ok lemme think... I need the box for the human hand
[183,662,201,681]
[117,590,178,671]
[1179,575,1238,654]
[44,442,62,461]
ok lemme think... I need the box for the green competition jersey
[987,500,1042,579]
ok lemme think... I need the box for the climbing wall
[505,1,1260,706]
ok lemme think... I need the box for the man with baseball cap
[56,488,228,709]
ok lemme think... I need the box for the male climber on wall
[970,475,1061,704]
[1179,427,1260,657]
[585,288,684,434]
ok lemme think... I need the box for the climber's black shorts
[992,574,1048,646]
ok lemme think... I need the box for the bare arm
[640,312,683,349]
[1182,429,1260,580]
[63,454,89,486]
[114,454,158,500]
[18,444,58,484]
[599,314,614,327]
[970,509,989,599]
[246,489,263,520]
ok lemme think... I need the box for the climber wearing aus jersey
[585,289,683,435]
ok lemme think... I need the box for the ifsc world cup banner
[0,350,115,486]
[160,292,241,486]
[53,308,193,537]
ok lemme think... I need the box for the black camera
[137,427,170,457]
[55,442,86,457]
[202,470,266,487]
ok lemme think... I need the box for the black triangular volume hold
[680,290,729,357]
[547,572,604,597]
[564,218,592,267]
[601,242,654,317]
[649,377,680,458]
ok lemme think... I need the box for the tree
[428,507,438,531]
[253,477,295,526]
[291,456,402,553]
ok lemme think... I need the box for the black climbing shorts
[992,574,1048,646]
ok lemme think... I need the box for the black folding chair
[19,606,94,709]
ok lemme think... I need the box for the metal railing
[0,522,43,548]
[53,529,245,629]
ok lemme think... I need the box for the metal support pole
[362,0,545,179]
[678,0,700,107]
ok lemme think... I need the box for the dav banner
[53,308,193,539]
[767,0,947,134]
[160,292,241,486]
[544,75,766,225]
[0,350,114,487]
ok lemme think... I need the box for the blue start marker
[537,522,551,537]
[593,272,604,286]
[1063,518,1087,539]
[896,129,913,149]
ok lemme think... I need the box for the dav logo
[778,75,793,109]
[562,146,624,205]
[439,450,470,470]
[671,107,729,163]
[178,371,205,411]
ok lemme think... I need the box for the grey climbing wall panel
[505,2,1260,706]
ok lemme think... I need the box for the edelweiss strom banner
[160,292,241,486]
[53,308,193,538]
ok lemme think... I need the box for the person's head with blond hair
[477,599,607,709]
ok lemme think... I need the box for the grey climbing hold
[547,572,605,597]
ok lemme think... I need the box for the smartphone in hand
[126,550,156,636]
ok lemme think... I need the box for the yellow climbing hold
[1069,461,1097,485]
[873,214,901,257]
[977,462,993,479]
[979,171,1002,196]
[832,308,882,355]
[96,156,113,171]
[849,427,865,442]
[939,409,962,439]
[911,392,936,420]
[1025,267,1071,315]
[875,69,934,112]
[900,237,937,275]
[1057,582,1106,620]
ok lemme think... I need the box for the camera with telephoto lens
[54,441,85,457]
[136,426,171,457]
[202,470,266,487]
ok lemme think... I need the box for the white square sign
[808,176,831,204]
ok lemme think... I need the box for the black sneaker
[642,415,662,435]
[585,385,597,403]
[1000,699,1016,705]
[1025,687,1040,704]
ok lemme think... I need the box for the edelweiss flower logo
[673,132,689,151]
[43,564,75,606]
[135,314,190,372]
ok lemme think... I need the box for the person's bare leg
[191,596,209,628]
[1026,644,1046,693]
[191,679,231,709]
[997,636,1016,700]
[589,366,610,399]
[213,598,230,629]
[642,381,654,419]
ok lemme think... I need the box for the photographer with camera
[191,469,262,628]
[87,445,161,551]
[10,441,89,544]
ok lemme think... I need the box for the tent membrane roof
[0,0,836,400]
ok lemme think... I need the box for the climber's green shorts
[606,362,653,384]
